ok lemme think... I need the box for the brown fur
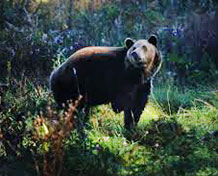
[50,36,161,129]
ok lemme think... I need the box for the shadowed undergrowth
[0,80,218,176]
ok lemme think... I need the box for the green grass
[64,84,218,176]
[0,80,218,176]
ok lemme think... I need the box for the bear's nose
[131,52,138,60]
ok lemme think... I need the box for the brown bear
[50,35,162,129]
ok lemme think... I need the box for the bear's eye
[132,46,136,51]
[142,45,147,51]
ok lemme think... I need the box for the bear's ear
[148,35,157,47]
[124,38,134,49]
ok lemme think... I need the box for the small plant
[32,96,83,176]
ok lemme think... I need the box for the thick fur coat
[50,36,161,129]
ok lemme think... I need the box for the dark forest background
[0,0,218,85]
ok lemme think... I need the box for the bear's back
[60,46,130,106]
[69,46,127,62]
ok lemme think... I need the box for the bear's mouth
[125,56,146,69]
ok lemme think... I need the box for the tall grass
[0,79,218,175]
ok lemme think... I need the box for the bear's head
[124,35,162,80]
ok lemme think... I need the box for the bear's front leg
[124,109,135,129]
[124,107,143,130]
[124,82,151,130]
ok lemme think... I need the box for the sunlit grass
[76,84,218,175]
[1,80,218,175]
[176,105,218,136]
[139,101,166,125]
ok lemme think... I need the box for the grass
[0,79,218,176]
[65,82,218,176]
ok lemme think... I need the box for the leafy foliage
[0,0,218,83]
[0,79,218,175]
